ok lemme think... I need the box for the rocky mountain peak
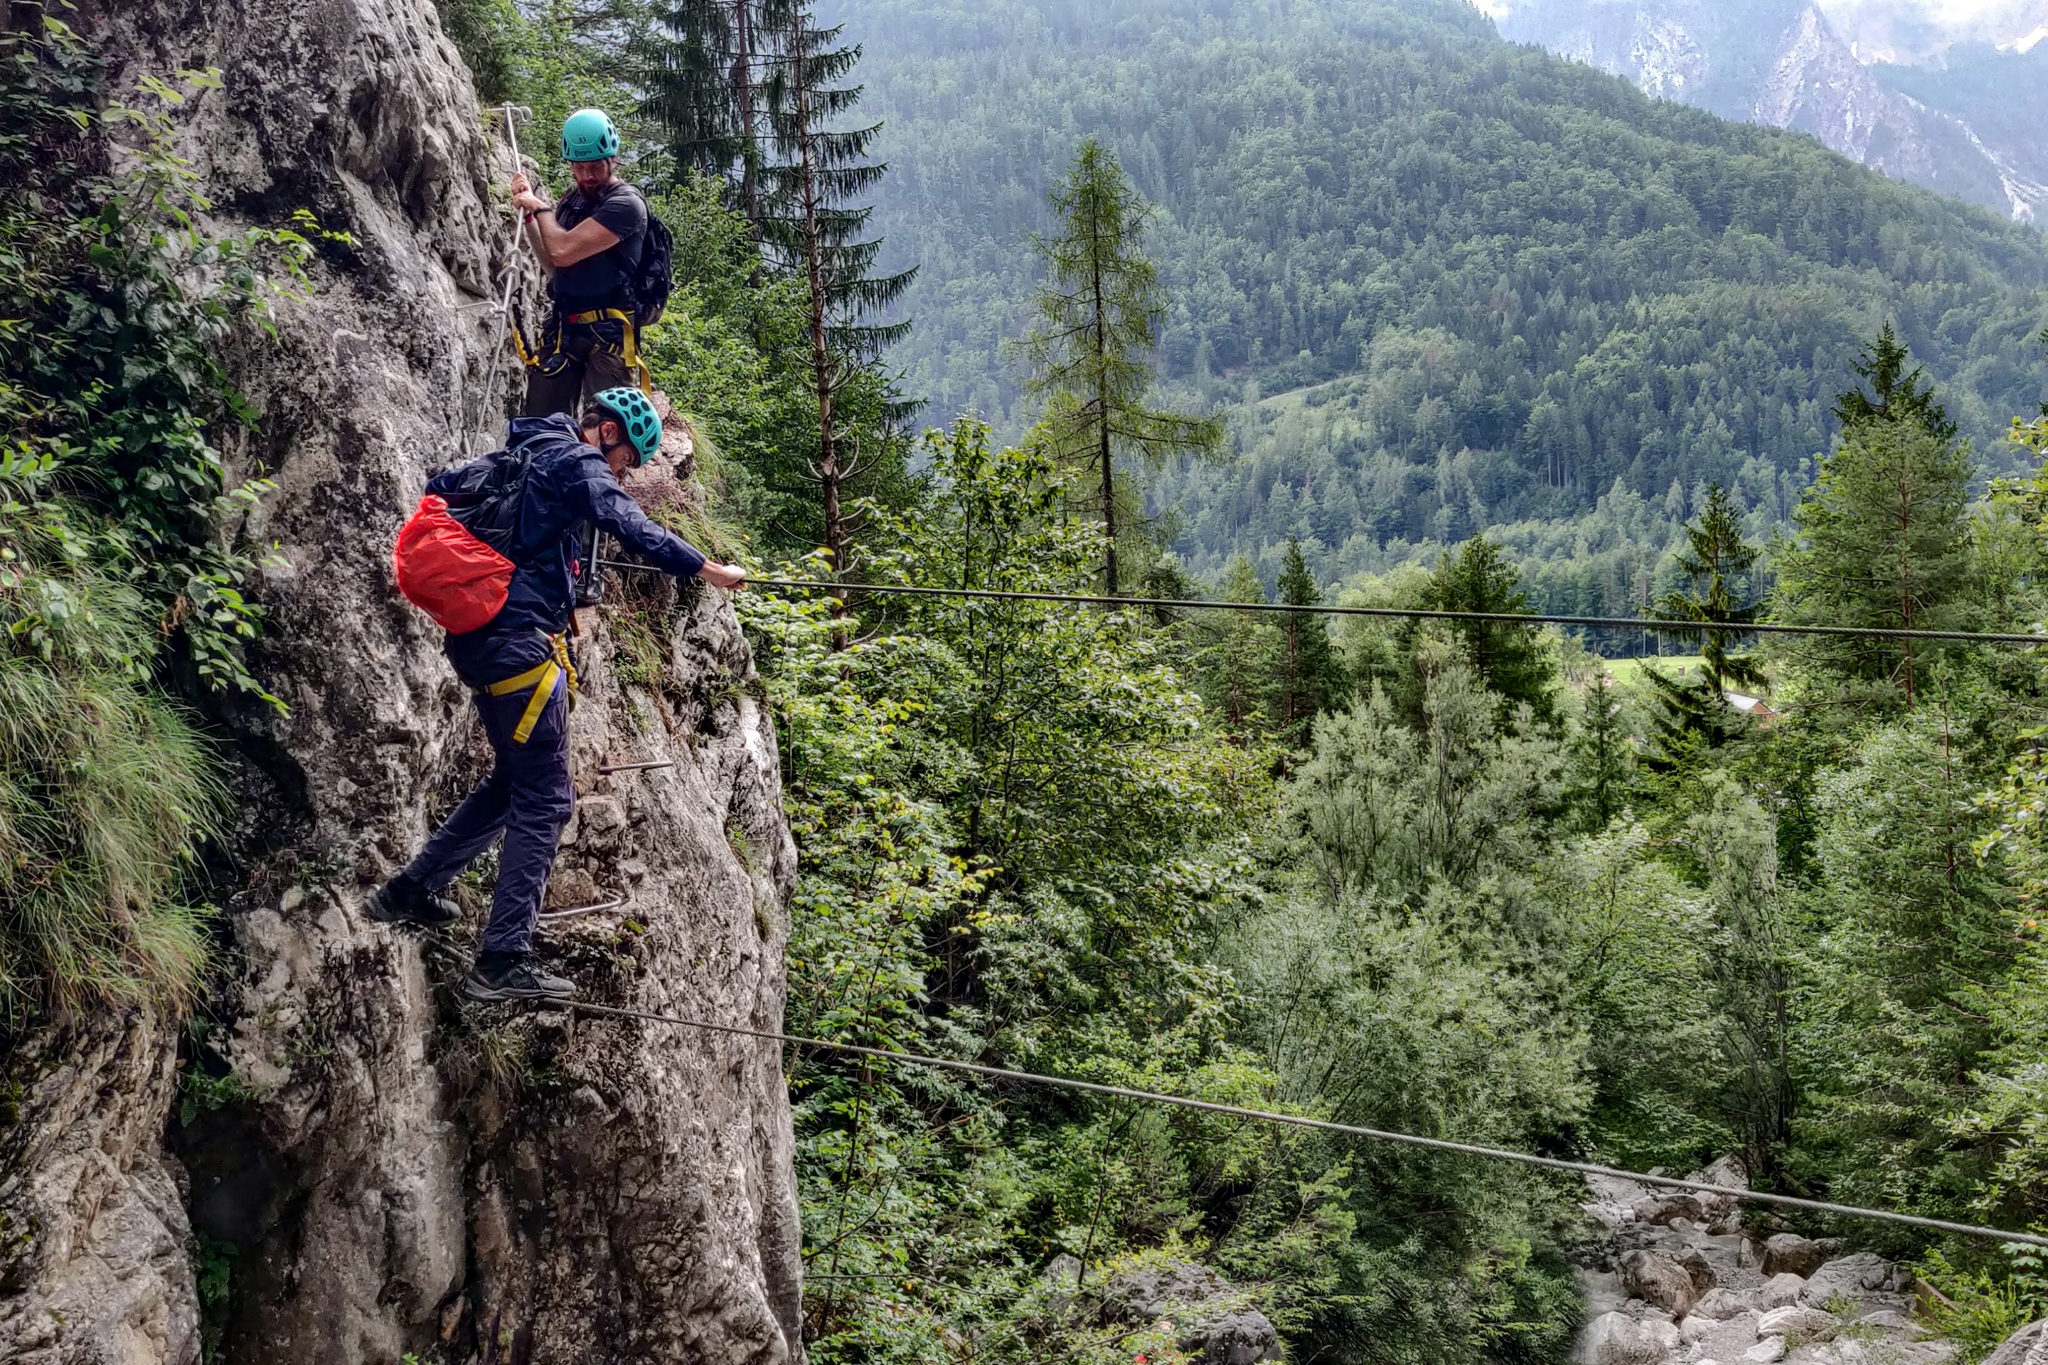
[1486,0,2048,220]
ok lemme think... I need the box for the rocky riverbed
[1573,1160,1988,1365]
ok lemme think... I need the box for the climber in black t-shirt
[513,107,652,419]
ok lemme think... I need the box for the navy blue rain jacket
[428,414,707,648]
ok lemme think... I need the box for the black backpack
[634,206,674,328]
[437,433,551,556]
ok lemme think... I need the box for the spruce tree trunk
[734,0,760,229]
[791,30,848,645]
[1091,210,1117,597]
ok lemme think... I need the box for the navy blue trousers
[406,631,573,956]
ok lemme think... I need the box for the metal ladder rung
[538,896,630,922]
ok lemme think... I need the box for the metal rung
[537,896,629,922]
[598,760,675,775]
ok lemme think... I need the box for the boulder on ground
[1757,1304,1838,1340]
[1743,1337,1786,1363]
[1196,1311,1283,1364]
[1760,1273,1806,1308]
[1098,1260,1280,1364]
[1853,1308,1920,1333]
[1681,1314,1717,1342]
[1676,1247,1718,1295]
[1694,1288,1752,1320]
[1762,1234,1828,1279]
[1798,1253,1912,1308]
[1621,1249,1701,1317]
[1101,1261,1227,1321]
[1575,1311,1683,1365]
[1982,1318,2045,1365]
[1634,1192,1711,1226]
[1690,1155,1751,1218]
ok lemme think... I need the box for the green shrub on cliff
[0,11,305,1024]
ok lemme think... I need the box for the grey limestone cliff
[0,1,805,1362]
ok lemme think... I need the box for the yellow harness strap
[486,659,562,745]
[550,632,580,698]
[564,307,653,395]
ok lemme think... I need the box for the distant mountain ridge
[1484,0,2048,220]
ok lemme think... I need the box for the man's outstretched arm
[573,460,746,589]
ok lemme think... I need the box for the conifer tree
[1775,399,1974,704]
[1567,675,1628,829]
[1833,321,1958,443]
[1024,138,1221,596]
[639,0,782,220]
[758,1,913,588]
[1424,536,1554,723]
[1644,484,1764,762]
[1273,538,1343,746]
[1201,554,1278,735]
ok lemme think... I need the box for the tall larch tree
[1024,138,1221,596]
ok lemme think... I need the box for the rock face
[1983,1319,2046,1365]
[0,1,806,1363]
[0,1016,201,1365]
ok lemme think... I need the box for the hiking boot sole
[461,972,575,1004]
[367,890,461,930]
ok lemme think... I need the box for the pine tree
[758,1,914,594]
[1024,138,1221,596]
[1772,413,1975,704]
[1273,538,1342,746]
[638,0,782,220]
[1644,484,1764,763]
[1424,536,1554,723]
[1832,321,1958,443]
[1567,675,1628,829]
[1661,484,1764,695]
[1200,554,1278,735]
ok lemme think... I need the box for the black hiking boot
[367,874,462,929]
[462,953,575,1003]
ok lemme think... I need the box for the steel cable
[560,998,2048,1251]
[591,564,2048,646]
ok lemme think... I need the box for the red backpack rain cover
[393,494,514,635]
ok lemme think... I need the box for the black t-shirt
[550,182,647,315]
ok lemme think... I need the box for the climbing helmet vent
[592,387,661,465]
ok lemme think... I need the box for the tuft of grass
[0,457,221,1026]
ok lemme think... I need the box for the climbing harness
[592,566,2048,647]
[536,306,654,395]
[484,634,578,744]
[486,657,562,745]
[556,996,2048,1252]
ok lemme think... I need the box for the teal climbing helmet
[591,387,661,465]
[560,108,620,162]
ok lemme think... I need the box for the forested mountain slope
[835,0,2048,587]
[1489,0,2048,222]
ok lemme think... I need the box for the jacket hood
[504,413,585,449]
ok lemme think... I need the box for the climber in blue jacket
[372,388,746,1002]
